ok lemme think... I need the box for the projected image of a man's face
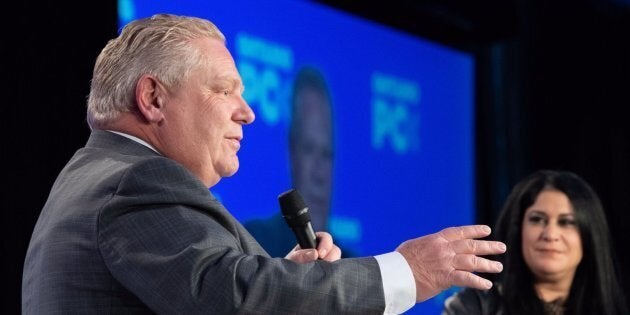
[290,83,333,232]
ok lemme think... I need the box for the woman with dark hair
[443,170,628,315]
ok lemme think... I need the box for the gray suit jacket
[22,130,385,314]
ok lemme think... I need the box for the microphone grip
[292,222,318,249]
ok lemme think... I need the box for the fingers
[450,239,506,255]
[451,254,503,273]
[439,225,492,241]
[285,246,341,263]
[321,245,342,262]
[449,270,494,290]
[315,231,333,257]
[285,248,318,263]
[315,231,342,261]
[397,225,506,301]
[285,231,342,263]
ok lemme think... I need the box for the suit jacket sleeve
[98,157,385,314]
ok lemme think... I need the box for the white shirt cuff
[374,251,416,314]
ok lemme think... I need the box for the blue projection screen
[120,0,475,313]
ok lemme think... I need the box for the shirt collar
[106,130,160,154]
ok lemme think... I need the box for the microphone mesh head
[278,188,306,217]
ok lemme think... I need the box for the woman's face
[521,189,583,283]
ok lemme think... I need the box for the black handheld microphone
[278,188,318,249]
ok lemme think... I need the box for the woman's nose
[541,223,560,241]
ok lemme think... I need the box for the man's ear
[135,74,166,123]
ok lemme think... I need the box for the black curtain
[476,0,630,302]
[1,2,117,314]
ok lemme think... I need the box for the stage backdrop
[120,0,475,312]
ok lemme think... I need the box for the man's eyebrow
[211,76,243,91]
[213,75,240,85]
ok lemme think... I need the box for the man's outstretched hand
[396,225,506,302]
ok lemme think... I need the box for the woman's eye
[527,216,544,224]
[559,218,576,226]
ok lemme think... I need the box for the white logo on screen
[235,32,294,126]
[371,72,421,154]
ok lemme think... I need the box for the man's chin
[222,162,239,177]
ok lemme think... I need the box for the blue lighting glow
[121,1,475,313]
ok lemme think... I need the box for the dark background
[2,1,628,313]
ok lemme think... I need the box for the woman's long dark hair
[492,170,627,315]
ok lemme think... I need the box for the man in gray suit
[22,14,506,314]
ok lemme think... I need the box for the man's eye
[223,90,230,96]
